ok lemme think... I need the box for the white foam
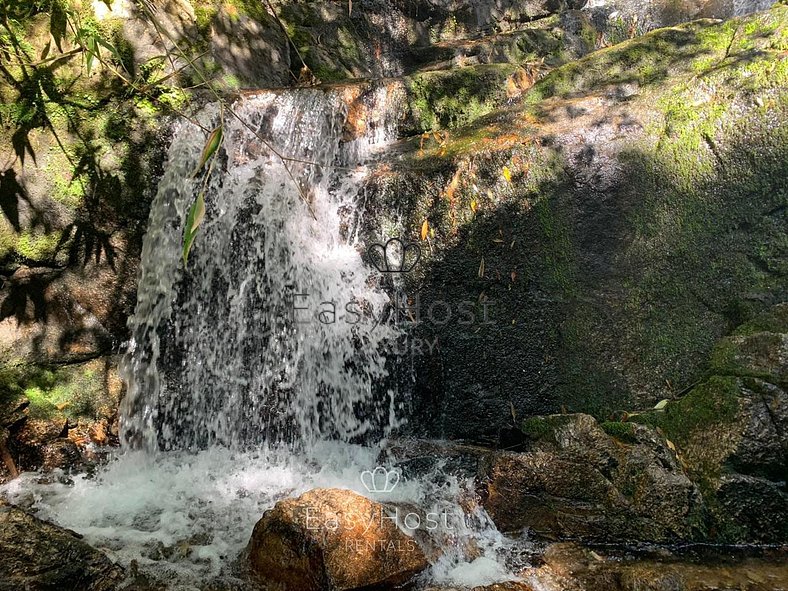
[1,442,525,587]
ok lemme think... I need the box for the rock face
[531,542,788,591]
[479,304,788,543]
[480,414,704,542]
[360,6,788,442]
[246,488,428,591]
[0,503,123,591]
[634,303,788,541]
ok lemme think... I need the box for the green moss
[521,416,551,440]
[194,1,218,38]
[524,6,788,108]
[730,303,788,337]
[656,376,740,445]
[0,361,115,422]
[16,230,61,262]
[535,195,575,295]
[407,65,518,132]
[601,421,637,443]
[311,64,346,83]
[0,220,17,260]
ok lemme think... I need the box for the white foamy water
[1,87,525,588]
[1,443,525,588]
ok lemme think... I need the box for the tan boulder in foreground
[246,487,428,591]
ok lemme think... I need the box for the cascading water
[0,86,525,588]
[120,89,399,452]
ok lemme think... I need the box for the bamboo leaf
[478,257,485,278]
[183,193,206,266]
[96,37,122,63]
[420,219,429,241]
[193,126,223,177]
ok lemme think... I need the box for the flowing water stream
[1,88,527,589]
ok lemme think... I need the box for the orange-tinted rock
[246,488,428,591]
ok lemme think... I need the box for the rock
[246,488,428,591]
[716,474,788,541]
[631,305,788,541]
[0,503,123,590]
[532,542,788,591]
[710,302,788,386]
[480,414,704,542]
[360,5,788,442]
[40,438,83,472]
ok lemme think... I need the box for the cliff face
[359,6,788,442]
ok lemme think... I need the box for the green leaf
[96,37,121,63]
[84,36,98,76]
[654,399,670,411]
[193,126,223,177]
[182,193,206,266]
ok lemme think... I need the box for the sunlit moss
[16,231,62,262]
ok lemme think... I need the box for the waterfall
[0,86,520,588]
[120,89,400,452]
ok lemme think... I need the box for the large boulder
[480,414,704,542]
[246,488,428,591]
[0,503,123,591]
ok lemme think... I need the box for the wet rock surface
[527,542,788,591]
[359,6,788,442]
[0,503,123,591]
[246,488,428,591]
[480,413,704,542]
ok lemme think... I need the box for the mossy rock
[0,358,121,425]
[600,420,637,444]
[364,5,788,444]
[405,64,521,132]
[709,303,788,385]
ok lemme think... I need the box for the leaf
[193,126,223,177]
[84,35,98,76]
[40,40,51,61]
[445,168,461,202]
[96,37,122,63]
[420,219,429,241]
[654,399,670,411]
[183,193,206,266]
[470,199,477,213]
[502,166,512,183]
[478,257,485,278]
[665,439,677,453]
